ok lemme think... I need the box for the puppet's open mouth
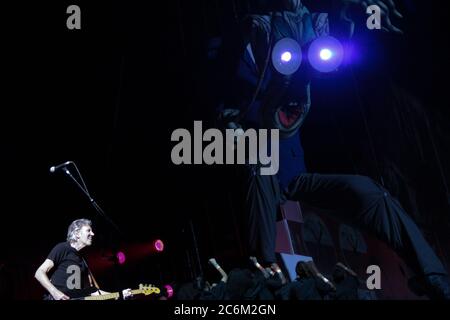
[276,102,305,129]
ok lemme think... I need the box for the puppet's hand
[340,0,403,35]
[218,108,244,132]
[361,0,403,33]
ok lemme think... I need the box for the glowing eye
[271,38,302,75]
[308,36,344,73]
[281,51,292,62]
[319,49,333,61]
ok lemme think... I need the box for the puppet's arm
[334,0,403,37]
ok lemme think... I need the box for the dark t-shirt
[47,242,96,298]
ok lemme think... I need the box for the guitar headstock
[138,283,161,295]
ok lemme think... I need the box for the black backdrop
[2,0,450,299]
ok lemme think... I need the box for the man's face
[77,225,94,246]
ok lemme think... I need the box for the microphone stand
[62,167,122,236]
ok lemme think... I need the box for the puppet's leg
[242,165,281,265]
[287,173,450,299]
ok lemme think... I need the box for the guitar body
[70,284,161,300]
[43,286,97,300]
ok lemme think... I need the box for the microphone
[49,161,72,173]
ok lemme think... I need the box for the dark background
[2,0,449,299]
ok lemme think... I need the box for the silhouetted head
[225,268,255,299]
[332,264,347,283]
[295,261,312,278]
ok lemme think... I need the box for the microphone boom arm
[62,167,122,235]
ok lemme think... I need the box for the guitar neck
[81,289,144,301]
[82,292,120,301]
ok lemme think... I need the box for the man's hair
[67,218,92,243]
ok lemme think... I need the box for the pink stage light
[116,251,126,265]
[164,284,174,298]
[153,239,164,252]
